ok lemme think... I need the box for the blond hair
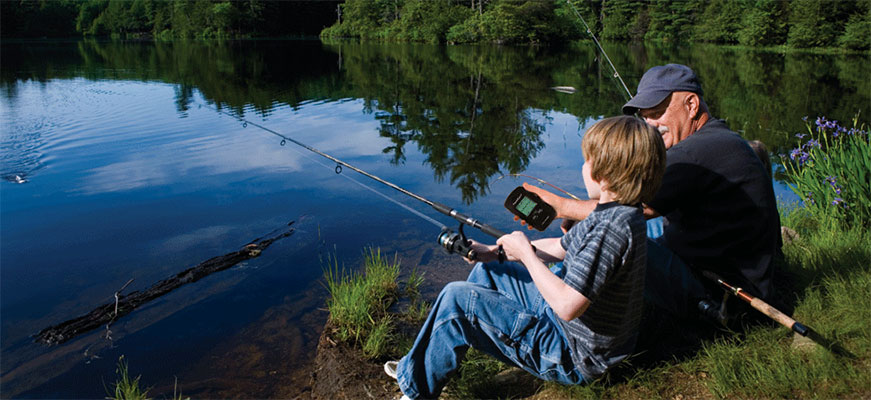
[582,116,666,205]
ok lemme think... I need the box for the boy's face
[582,160,601,200]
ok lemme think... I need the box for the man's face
[638,92,694,149]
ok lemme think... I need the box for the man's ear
[685,92,701,119]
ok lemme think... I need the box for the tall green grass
[106,356,189,400]
[323,248,431,359]
[107,356,151,400]
[700,215,870,399]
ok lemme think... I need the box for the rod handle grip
[749,297,798,331]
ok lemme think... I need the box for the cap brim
[622,89,671,115]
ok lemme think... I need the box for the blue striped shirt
[558,202,647,379]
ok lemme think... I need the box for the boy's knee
[441,281,476,299]
[438,281,483,310]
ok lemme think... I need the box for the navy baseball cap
[622,64,703,115]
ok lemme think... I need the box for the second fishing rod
[207,105,556,262]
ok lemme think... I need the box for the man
[525,64,782,321]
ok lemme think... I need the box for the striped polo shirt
[558,202,647,379]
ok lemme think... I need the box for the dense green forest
[323,0,870,49]
[1,0,341,39]
[2,0,869,50]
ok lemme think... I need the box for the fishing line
[207,104,446,229]
[289,143,447,229]
[203,103,511,261]
[566,0,633,101]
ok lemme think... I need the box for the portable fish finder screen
[504,186,557,231]
[516,196,537,217]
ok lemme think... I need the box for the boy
[384,116,666,399]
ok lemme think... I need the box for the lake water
[1,39,867,398]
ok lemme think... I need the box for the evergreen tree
[645,0,703,42]
[737,0,788,46]
[693,0,749,43]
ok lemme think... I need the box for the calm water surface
[1,39,867,398]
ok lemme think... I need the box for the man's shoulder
[683,119,741,144]
[671,119,748,160]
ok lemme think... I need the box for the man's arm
[521,183,598,221]
[498,232,590,321]
[642,205,661,219]
[524,183,663,221]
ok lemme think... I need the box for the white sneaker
[384,360,399,379]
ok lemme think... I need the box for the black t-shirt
[648,119,781,300]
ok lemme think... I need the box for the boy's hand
[497,231,535,263]
[463,239,499,264]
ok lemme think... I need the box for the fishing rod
[566,0,633,101]
[702,271,856,359]
[206,104,509,261]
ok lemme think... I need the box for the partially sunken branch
[35,221,296,345]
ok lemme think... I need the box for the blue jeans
[644,217,707,318]
[396,261,585,399]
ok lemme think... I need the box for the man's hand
[496,231,536,264]
[516,182,598,226]
[521,182,565,217]
[513,183,563,230]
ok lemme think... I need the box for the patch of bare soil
[310,321,402,400]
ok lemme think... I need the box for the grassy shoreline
[319,206,870,399]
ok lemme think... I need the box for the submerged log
[35,221,296,345]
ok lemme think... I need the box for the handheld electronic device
[503,186,556,231]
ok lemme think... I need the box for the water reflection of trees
[328,43,553,203]
[2,39,868,195]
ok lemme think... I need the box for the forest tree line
[2,0,869,50]
[323,0,870,49]
[1,0,341,39]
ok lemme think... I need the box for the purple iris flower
[805,139,821,148]
[795,133,807,139]
[832,197,844,207]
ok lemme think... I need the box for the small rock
[791,332,815,352]
[781,226,800,245]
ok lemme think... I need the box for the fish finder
[504,186,556,231]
